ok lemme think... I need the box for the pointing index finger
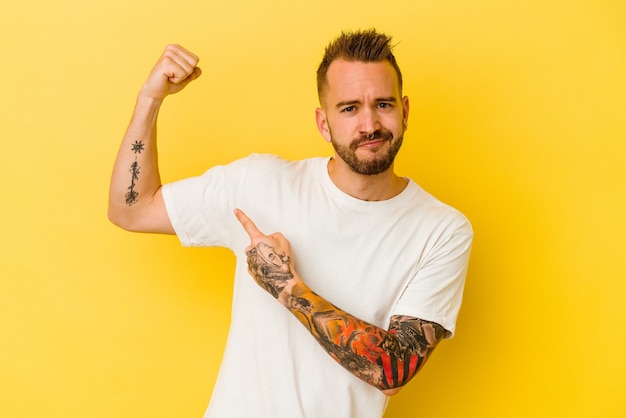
[234,209,264,240]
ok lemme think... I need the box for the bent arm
[236,209,446,394]
[108,44,201,233]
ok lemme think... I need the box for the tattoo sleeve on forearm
[311,311,445,390]
[245,241,446,391]
[125,140,144,206]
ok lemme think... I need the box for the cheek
[384,113,406,133]
[327,118,355,139]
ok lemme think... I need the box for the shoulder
[406,182,473,237]
[230,153,318,169]
[229,154,326,179]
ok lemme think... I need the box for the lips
[351,130,393,150]
[358,139,387,148]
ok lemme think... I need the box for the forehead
[323,59,400,104]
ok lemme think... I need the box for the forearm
[108,95,163,230]
[280,277,443,393]
[108,44,201,233]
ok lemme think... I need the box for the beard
[330,129,404,175]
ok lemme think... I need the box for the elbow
[107,196,174,234]
[107,209,127,230]
[382,387,402,396]
[107,205,136,232]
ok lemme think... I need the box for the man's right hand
[139,44,202,101]
[108,44,201,234]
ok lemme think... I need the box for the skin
[108,44,201,233]
[316,59,410,201]
[108,44,446,396]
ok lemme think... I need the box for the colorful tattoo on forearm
[310,311,445,390]
[125,140,144,206]
[245,241,446,391]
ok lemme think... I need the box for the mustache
[350,130,394,150]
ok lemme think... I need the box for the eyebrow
[334,96,398,109]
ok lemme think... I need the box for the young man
[109,29,473,418]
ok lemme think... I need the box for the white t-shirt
[162,154,473,418]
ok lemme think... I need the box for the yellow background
[1,0,625,417]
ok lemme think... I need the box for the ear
[402,96,410,131]
[315,108,332,143]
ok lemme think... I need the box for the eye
[378,102,392,109]
[342,106,356,113]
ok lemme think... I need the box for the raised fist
[140,44,202,100]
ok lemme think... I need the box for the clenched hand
[140,44,202,101]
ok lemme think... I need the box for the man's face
[316,59,409,175]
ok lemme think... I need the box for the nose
[359,107,381,136]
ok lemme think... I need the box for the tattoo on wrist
[125,140,144,206]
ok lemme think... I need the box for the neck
[327,157,408,201]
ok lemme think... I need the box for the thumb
[169,66,202,93]
[170,66,202,84]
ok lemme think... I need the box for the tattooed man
[109,29,473,418]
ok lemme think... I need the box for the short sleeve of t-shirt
[392,215,473,338]
[161,156,255,249]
